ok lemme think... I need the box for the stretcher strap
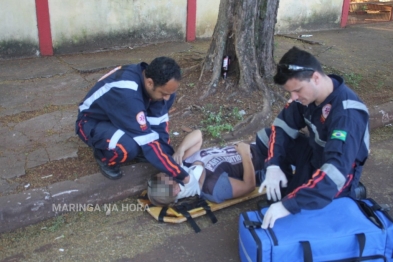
[176,208,201,233]
[199,200,217,224]
[158,207,168,222]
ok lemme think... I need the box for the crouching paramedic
[256,47,369,229]
[75,56,189,183]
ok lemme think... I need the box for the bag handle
[256,200,279,246]
[300,233,366,262]
[356,200,384,229]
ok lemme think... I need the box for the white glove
[258,165,288,201]
[261,201,290,229]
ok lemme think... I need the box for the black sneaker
[93,150,123,180]
[355,181,367,199]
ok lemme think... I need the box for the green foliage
[343,73,363,89]
[201,106,243,139]
[48,215,65,232]
[231,107,244,120]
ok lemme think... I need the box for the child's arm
[173,130,203,164]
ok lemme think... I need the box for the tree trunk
[199,0,280,140]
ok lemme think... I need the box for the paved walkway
[0,23,393,256]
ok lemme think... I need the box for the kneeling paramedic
[256,47,369,229]
[75,56,189,184]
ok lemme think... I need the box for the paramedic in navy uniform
[75,56,190,184]
[256,47,369,229]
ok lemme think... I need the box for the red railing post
[186,0,197,42]
[35,0,53,55]
[341,0,351,28]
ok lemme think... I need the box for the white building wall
[48,0,187,51]
[196,0,220,38]
[276,0,343,34]
[0,0,38,43]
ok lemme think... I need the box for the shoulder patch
[331,130,347,141]
[322,104,331,119]
[136,111,147,131]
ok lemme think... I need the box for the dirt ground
[1,23,393,261]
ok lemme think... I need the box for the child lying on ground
[147,130,265,206]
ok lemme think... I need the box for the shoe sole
[94,154,123,180]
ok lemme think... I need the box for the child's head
[147,172,180,206]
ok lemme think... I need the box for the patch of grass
[47,215,66,232]
[377,80,384,89]
[343,72,363,89]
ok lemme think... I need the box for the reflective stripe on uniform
[133,131,159,146]
[79,80,138,112]
[146,114,169,126]
[342,100,369,114]
[257,128,270,148]
[320,163,346,191]
[108,129,125,150]
[343,99,370,151]
[304,118,326,147]
[272,118,299,139]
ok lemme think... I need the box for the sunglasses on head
[277,64,315,73]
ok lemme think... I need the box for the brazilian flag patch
[331,130,347,141]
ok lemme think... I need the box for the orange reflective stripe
[117,143,128,163]
[153,141,180,173]
[149,142,177,177]
[287,169,326,199]
[266,125,276,162]
[105,139,128,164]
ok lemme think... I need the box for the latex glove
[258,165,288,201]
[172,149,185,165]
[261,201,290,229]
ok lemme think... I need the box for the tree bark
[199,0,280,140]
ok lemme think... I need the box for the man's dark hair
[145,57,181,87]
[273,47,324,85]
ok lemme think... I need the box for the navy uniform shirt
[77,63,188,181]
[266,75,369,213]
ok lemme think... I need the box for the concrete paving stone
[47,141,79,161]
[26,148,49,169]
[0,178,19,196]
[0,56,73,81]
[0,187,51,233]
[60,42,193,73]
[14,110,76,144]
[0,154,26,179]
[0,74,88,117]
[0,127,29,149]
